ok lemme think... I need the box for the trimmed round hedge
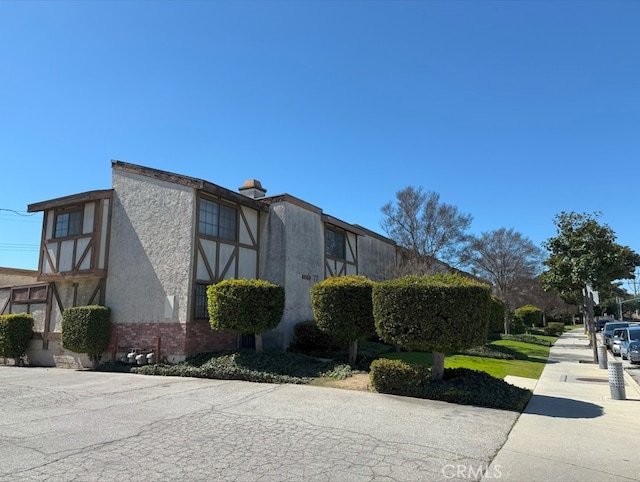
[369,358,531,411]
[373,273,491,353]
[514,304,543,328]
[310,275,375,342]
[0,313,34,362]
[207,279,285,334]
[61,305,111,365]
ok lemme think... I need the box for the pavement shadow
[524,394,603,419]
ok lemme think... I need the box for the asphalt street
[0,367,518,481]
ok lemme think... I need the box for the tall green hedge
[514,304,543,328]
[373,273,491,353]
[488,296,506,334]
[62,305,111,369]
[310,275,375,342]
[0,314,34,364]
[207,279,284,351]
[373,273,491,380]
[310,275,375,366]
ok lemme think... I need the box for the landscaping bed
[97,334,554,412]
[381,334,553,380]
[98,350,354,384]
[370,360,532,412]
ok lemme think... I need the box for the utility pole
[617,296,623,320]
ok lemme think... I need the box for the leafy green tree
[208,279,284,352]
[541,212,640,361]
[463,228,544,333]
[310,275,375,366]
[373,273,491,380]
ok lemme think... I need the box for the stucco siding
[357,233,397,281]
[0,268,38,288]
[106,170,195,326]
[261,201,323,349]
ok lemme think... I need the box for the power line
[0,215,40,223]
[0,243,39,252]
[0,208,36,217]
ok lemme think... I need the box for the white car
[610,328,626,356]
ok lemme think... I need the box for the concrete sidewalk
[483,329,640,482]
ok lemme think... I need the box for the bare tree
[381,186,472,273]
[463,228,544,333]
[511,276,578,325]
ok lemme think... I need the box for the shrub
[321,364,353,380]
[208,279,285,352]
[291,320,344,355]
[370,358,531,411]
[369,358,430,397]
[133,350,346,384]
[373,273,491,380]
[495,333,554,347]
[487,296,506,334]
[544,322,565,337]
[509,317,527,334]
[0,314,34,364]
[514,305,543,328]
[311,275,375,365]
[61,305,111,369]
[460,344,527,360]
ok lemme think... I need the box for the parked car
[603,322,630,347]
[596,318,614,332]
[619,326,640,360]
[627,341,640,365]
[611,328,626,356]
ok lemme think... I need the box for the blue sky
[1,1,639,287]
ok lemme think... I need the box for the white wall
[260,201,324,349]
[105,170,195,325]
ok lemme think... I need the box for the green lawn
[380,338,552,380]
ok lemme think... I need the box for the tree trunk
[348,340,358,367]
[431,351,445,381]
[584,287,597,363]
[503,310,510,335]
[255,333,263,353]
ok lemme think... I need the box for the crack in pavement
[0,372,511,482]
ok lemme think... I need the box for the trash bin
[597,345,608,369]
[608,360,626,400]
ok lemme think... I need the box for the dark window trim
[54,207,84,239]
[194,282,210,320]
[325,225,346,260]
[198,196,238,242]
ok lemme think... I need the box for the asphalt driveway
[0,367,518,481]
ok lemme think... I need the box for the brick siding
[111,321,237,361]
